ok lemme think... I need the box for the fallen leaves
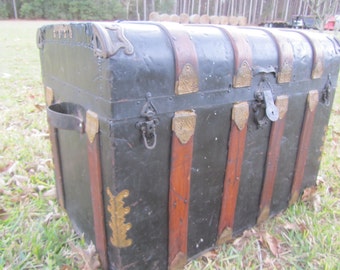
[302,186,322,212]
[0,207,9,221]
[69,242,101,270]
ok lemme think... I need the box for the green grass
[0,21,339,269]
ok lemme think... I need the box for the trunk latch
[136,93,159,150]
[253,80,279,127]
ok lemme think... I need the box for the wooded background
[0,0,339,25]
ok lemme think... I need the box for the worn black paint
[38,22,340,269]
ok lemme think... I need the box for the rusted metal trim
[259,29,294,83]
[168,111,196,270]
[289,90,319,206]
[217,102,249,245]
[156,23,199,95]
[217,26,253,88]
[87,115,108,270]
[257,96,289,224]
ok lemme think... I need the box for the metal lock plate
[263,90,279,122]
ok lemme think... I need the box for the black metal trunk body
[37,22,340,270]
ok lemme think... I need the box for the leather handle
[47,102,85,133]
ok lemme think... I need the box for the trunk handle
[47,102,85,133]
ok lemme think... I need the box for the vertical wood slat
[86,111,108,270]
[217,102,249,245]
[257,96,289,224]
[289,90,319,206]
[48,126,65,209]
[168,111,196,270]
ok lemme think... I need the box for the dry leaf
[302,186,317,202]
[34,104,45,112]
[283,222,308,233]
[260,232,280,258]
[201,249,218,260]
[0,208,9,221]
[312,194,322,212]
[70,242,101,270]
[43,188,56,199]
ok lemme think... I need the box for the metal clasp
[253,79,279,128]
[136,93,159,150]
[322,74,332,106]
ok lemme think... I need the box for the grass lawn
[0,20,339,269]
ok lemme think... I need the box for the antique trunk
[37,22,340,269]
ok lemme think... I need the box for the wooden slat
[257,96,289,224]
[86,111,108,270]
[159,24,199,95]
[217,102,249,245]
[289,90,319,206]
[217,26,253,88]
[48,126,65,209]
[168,111,196,270]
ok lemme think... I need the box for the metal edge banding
[257,96,289,224]
[289,90,319,206]
[86,110,108,270]
[259,29,293,84]
[168,110,196,270]
[155,23,199,95]
[217,26,252,88]
[217,102,249,245]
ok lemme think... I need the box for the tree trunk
[248,0,253,24]
[12,0,18,19]
[284,0,290,21]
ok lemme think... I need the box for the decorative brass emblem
[107,188,132,248]
[45,86,54,106]
[172,110,197,144]
[232,102,249,131]
[276,95,289,120]
[277,60,292,84]
[53,24,72,39]
[85,110,99,144]
[176,63,199,95]
[307,90,319,112]
[233,60,252,88]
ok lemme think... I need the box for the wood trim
[257,96,289,224]
[217,26,252,88]
[87,113,108,270]
[158,24,199,95]
[168,111,196,270]
[259,29,293,83]
[48,126,65,209]
[289,90,319,206]
[217,102,249,245]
